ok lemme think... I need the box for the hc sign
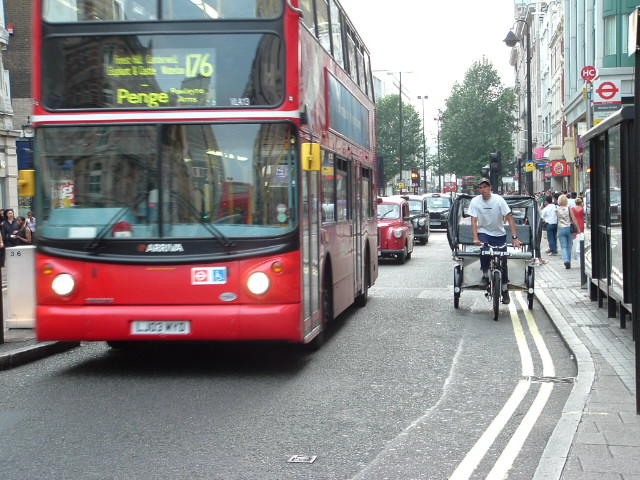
[581,66,597,83]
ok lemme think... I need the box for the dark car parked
[424,193,451,229]
[398,194,430,245]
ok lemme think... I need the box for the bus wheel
[354,254,370,308]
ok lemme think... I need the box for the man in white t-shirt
[468,178,522,304]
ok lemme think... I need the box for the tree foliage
[439,58,517,178]
[376,94,424,182]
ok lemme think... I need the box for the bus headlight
[247,272,270,295]
[418,218,426,226]
[51,274,75,296]
[393,229,403,239]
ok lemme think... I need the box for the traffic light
[481,165,490,178]
[410,169,420,186]
[489,151,502,176]
[18,169,35,196]
[488,151,501,191]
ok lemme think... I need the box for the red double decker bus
[443,181,457,193]
[33,0,378,349]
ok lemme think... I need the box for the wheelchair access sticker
[192,267,227,285]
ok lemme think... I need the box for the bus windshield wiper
[171,193,236,249]
[84,207,132,252]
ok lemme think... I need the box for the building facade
[508,0,636,197]
[0,0,21,212]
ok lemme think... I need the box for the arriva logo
[138,244,185,253]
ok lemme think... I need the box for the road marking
[449,380,531,480]
[450,292,556,479]
[486,293,556,479]
[449,299,532,479]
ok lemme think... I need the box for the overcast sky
[338,0,518,142]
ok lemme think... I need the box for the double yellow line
[450,292,555,479]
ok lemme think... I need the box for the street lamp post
[386,71,412,191]
[418,95,428,193]
[504,20,534,196]
[434,115,442,192]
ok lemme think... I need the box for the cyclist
[469,177,522,304]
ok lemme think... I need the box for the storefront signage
[550,160,570,176]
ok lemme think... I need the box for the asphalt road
[0,232,575,479]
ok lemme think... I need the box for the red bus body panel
[36,252,304,342]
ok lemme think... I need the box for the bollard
[0,264,4,344]
[580,237,587,288]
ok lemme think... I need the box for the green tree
[376,94,423,183]
[439,58,517,179]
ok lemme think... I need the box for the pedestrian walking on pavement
[570,197,584,235]
[26,211,36,233]
[557,195,580,269]
[540,195,558,256]
[570,197,585,261]
[14,216,32,245]
[1,208,18,248]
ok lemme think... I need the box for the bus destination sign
[43,33,283,110]
[106,50,217,107]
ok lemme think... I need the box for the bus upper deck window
[43,0,283,23]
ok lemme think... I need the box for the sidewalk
[0,253,639,478]
[0,328,78,370]
[533,251,640,479]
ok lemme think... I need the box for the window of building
[89,162,102,193]
[604,16,616,56]
[602,1,636,68]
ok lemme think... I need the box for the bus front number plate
[131,321,191,335]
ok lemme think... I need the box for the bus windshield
[37,123,298,240]
[43,0,283,22]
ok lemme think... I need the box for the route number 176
[185,54,213,78]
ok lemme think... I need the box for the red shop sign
[551,160,570,176]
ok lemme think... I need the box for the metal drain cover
[287,455,317,463]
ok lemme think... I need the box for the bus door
[352,157,363,295]
[333,157,355,310]
[301,169,321,339]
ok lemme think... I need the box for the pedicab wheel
[492,269,501,321]
[526,266,535,309]
[453,265,462,309]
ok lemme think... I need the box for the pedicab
[446,195,542,320]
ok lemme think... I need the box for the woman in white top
[26,211,36,233]
[556,195,581,269]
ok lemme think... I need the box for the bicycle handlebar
[479,243,514,257]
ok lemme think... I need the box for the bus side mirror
[18,169,35,196]
[301,143,321,171]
